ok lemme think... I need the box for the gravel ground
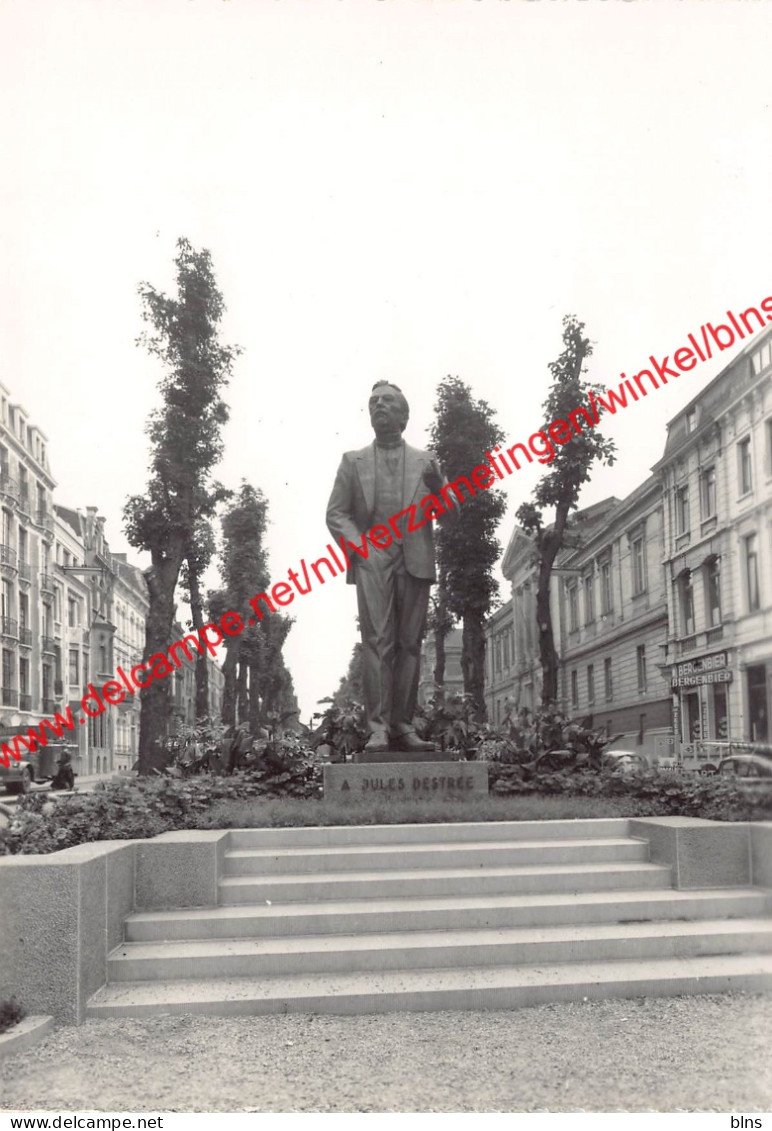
[1,993,770,1113]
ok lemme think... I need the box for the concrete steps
[87,953,772,1018]
[86,819,772,1018]
[107,918,772,981]
[219,861,670,904]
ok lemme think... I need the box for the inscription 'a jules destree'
[355,774,478,793]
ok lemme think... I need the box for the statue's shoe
[392,730,436,753]
[363,732,390,754]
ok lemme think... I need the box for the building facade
[655,324,772,762]
[111,555,150,772]
[485,601,516,725]
[557,481,673,762]
[0,386,56,741]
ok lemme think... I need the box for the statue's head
[369,381,409,436]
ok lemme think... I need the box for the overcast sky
[3,0,772,721]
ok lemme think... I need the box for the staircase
[87,818,772,1017]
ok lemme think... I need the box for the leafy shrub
[307,700,369,760]
[488,763,772,822]
[0,997,25,1034]
[0,764,323,857]
[414,692,486,756]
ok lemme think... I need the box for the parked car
[717,753,772,779]
[0,740,79,795]
[601,750,650,774]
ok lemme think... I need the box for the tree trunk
[236,659,248,725]
[221,644,238,727]
[536,505,570,708]
[186,553,210,721]
[433,625,448,700]
[536,551,559,706]
[138,553,183,775]
[248,662,262,732]
[461,610,487,721]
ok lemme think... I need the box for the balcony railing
[0,474,19,504]
[0,544,17,574]
[42,697,56,714]
[18,560,31,583]
[41,635,56,654]
[1,688,18,707]
[1,617,18,639]
[39,572,55,594]
[36,510,54,538]
[19,627,32,647]
[19,693,32,712]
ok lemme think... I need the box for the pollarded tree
[515,315,616,706]
[207,482,270,727]
[124,238,239,772]
[429,377,506,719]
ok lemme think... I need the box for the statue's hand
[423,463,444,496]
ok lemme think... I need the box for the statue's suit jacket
[326,442,446,585]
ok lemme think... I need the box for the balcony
[1,617,18,640]
[39,572,55,594]
[42,697,56,714]
[1,688,18,707]
[19,693,32,712]
[41,635,56,654]
[19,627,32,647]
[0,544,18,576]
[18,560,31,584]
[36,510,54,540]
[0,474,19,505]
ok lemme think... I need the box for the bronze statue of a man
[326,382,455,754]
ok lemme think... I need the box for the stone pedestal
[323,760,489,800]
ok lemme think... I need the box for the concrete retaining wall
[0,831,229,1024]
[0,820,770,1023]
[629,817,772,890]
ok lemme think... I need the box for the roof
[54,503,82,538]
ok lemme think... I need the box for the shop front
[671,649,733,770]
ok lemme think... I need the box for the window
[637,714,647,746]
[19,657,29,695]
[587,664,595,706]
[705,557,722,626]
[700,466,716,519]
[631,537,646,594]
[600,558,612,614]
[2,648,13,689]
[68,597,78,628]
[68,648,79,685]
[636,645,647,693]
[744,533,760,611]
[571,669,579,708]
[686,408,697,434]
[738,437,753,495]
[567,584,579,633]
[751,340,772,375]
[583,571,595,624]
[675,485,690,535]
[678,569,695,636]
[604,657,613,701]
[19,592,28,630]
